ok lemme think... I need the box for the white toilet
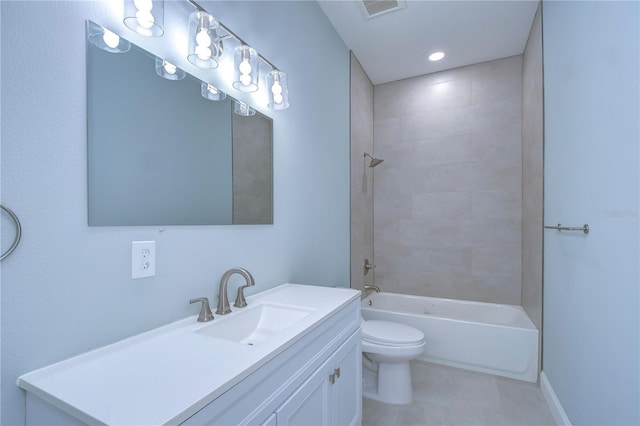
[361,319,426,405]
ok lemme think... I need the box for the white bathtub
[361,292,539,382]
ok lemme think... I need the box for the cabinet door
[331,331,362,426]
[261,413,277,426]
[276,359,332,426]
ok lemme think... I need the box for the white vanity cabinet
[182,298,361,425]
[19,284,361,426]
[275,331,361,426]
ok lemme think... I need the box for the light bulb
[207,84,219,94]
[240,74,252,86]
[239,59,252,75]
[271,81,282,95]
[136,10,155,29]
[163,61,177,75]
[195,46,212,60]
[428,51,445,61]
[274,94,283,104]
[134,0,153,11]
[195,29,211,47]
[102,30,120,49]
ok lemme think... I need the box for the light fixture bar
[185,0,279,71]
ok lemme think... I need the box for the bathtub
[361,292,539,382]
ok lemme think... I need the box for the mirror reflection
[87,23,273,226]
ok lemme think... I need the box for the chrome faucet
[364,285,380,293]
[216,268,255,315]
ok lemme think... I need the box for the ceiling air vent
[361,0,407,19]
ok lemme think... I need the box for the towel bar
[544,223,589,234]
[1,204,22,260]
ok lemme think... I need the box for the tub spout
[364,285,380,293]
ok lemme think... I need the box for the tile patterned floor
[362,361,556,426]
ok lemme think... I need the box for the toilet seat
[362,320,424,346]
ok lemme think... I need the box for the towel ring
[1,204,22,260]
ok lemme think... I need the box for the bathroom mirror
[87,28,273,226]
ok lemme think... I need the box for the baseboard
[540,371,572,426]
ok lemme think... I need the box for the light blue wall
[542,1,639,424]
[0,1,350,424]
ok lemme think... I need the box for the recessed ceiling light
[428,51,445,62]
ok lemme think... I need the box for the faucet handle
[233,285,250,308]
[363,258,376,275]
[189,297,214,322]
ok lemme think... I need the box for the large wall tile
[471,56,523,105]
[472,126,522,165]
[374,56,523,304]
[463,98,522,134]
[413,192,472,220]
[472,190,522,220]
[374,117,401,145]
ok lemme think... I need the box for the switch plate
[132,241,155,279]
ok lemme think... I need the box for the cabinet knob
[329,367,341,384]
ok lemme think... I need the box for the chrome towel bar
[544,223,589,234]
[1,204,22,260]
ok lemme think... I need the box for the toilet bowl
[361,319,425,405]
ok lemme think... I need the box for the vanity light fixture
[428,51,445,61]
[155,57,186,80]
[234,100,256,116]
[232,45,259,93]
[266,70,290,110]
[87,21,131,53]
[124,0,164,37]
[201,82,227,101]
[187,11,223,69]
[184,0,291,110]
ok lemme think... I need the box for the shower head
[364,152,384,168]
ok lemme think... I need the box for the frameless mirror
[87,23,273,225]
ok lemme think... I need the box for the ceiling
[317,0,539,85]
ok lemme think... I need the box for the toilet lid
[361,320,424,345]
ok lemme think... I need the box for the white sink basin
[196,303,315,345]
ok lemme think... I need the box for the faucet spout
[216,268,255,315]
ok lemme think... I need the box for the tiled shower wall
[350,53,375,290]
[373,56,524,304]
[521,4,543,331]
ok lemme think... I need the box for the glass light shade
[155,57,186,80]
[232,46,259,92]
[266,70,290,110]
[234,100,256,116]
[87,21,131,53]
[187,12,222,69]
[201,82,226,101]
[123,0,164,37]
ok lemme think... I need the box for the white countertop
[17,284,360,425]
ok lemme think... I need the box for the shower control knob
[363,259,376,275]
